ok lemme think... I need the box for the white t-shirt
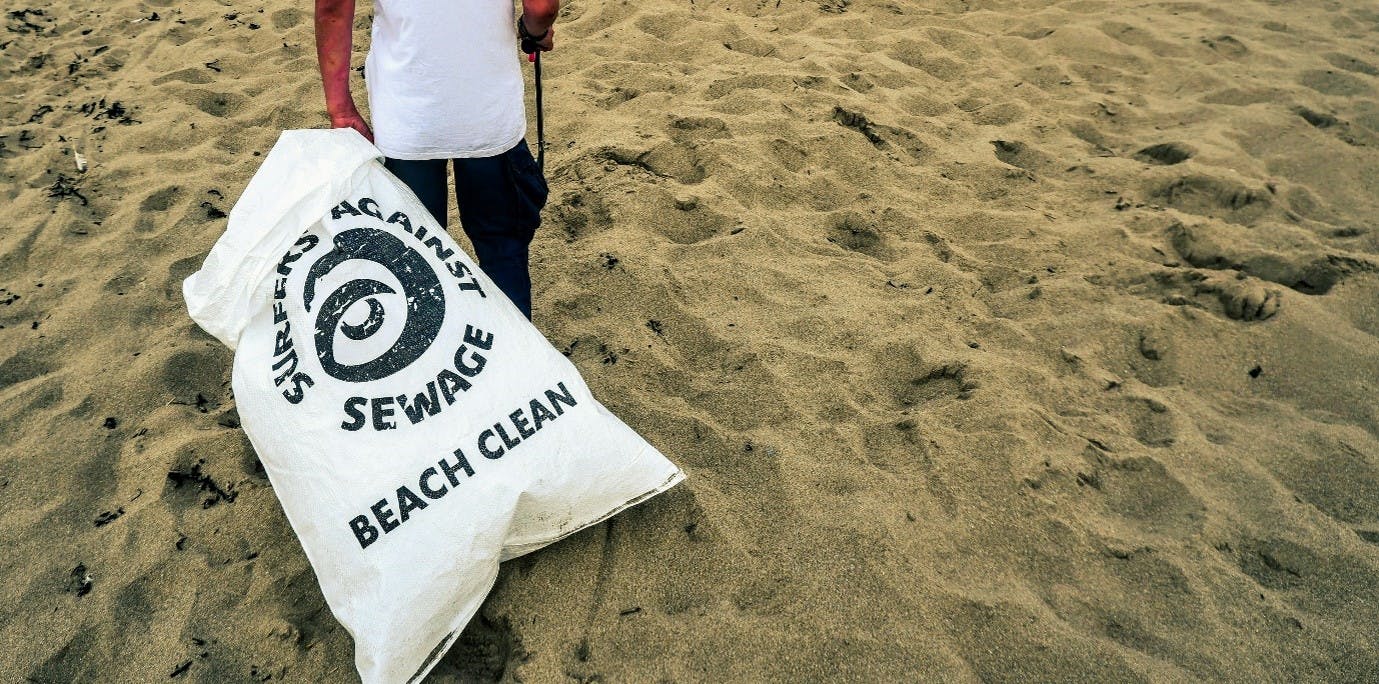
[365,0,526,160]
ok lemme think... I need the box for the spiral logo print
[304,227,446,383]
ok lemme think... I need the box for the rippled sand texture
[2,0,1378,681]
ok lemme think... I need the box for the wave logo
[303,227,446,384]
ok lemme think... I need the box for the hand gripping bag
[183,129,684,683]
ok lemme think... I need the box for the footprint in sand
[895,363,980,405]
[1127,396,1176,448]
[833,107,930,161]
[1201,34,1248,58]
[1162,269,1284,322]
[430,614,523,682]
[839,72,873,93]
[872,344,981,407]
[1263,436,1379,544]
[860,418,933,475]
[1010,26,1056,40]
[1295,105,1342,130]
[1299,69,1373,97]
[1171,221,1376,296]
[173,89,246,118]
[551,190,613,243]
[606,143,710,185]
[1323,53,1379,77]
[151,68,213,86]
[1215,278,1282,321]
[650,190,731,245]
[139,185,182,212]
[0,347,54,387]
[26,628,96,682]
[1134,142,1193,166]
[595,86,640,109]
[1079,450,1205,535]
[1230,537,1313,590]
[991,140,1054,172]
[666,116,730,143]
[1293,106,1376,147]
[1218,531,1379,618]
[826,211,894,261]
[945,598,1141,681]
[270,8,303,30]
[889,41,965,82]
[969,101,1027,126]
[704,74,796,100]
[163,254,205,301]
[767,138,807,172]
[1151,175,1272,225]
[158,346,230,413]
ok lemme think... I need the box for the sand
[3,0,1379,680]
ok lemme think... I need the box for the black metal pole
[534,51,545,173]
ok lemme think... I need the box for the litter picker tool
[531,50,545,172]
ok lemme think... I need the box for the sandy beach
[2,0,1378,680]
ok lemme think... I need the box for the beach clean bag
[183,129,684,683]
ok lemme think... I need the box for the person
[314,0,558,319]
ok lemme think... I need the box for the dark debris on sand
[167,459,237,508]
[6,8,51,34]
[93,508,124,527]
[79,99,139,125]
[47,174,88,205]
[67,564,92,597]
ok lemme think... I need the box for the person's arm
[315,0,373,141]
[520,0,559,52]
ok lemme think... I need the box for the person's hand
[533,26,554,52]
[330,104,374,143]
[519,16,554,54]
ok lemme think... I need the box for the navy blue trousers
[385,140,548,319]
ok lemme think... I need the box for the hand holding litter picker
[518,15,549,172]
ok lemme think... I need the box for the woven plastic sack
[183,129,683,683]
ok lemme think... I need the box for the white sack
[183,129,684,684]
